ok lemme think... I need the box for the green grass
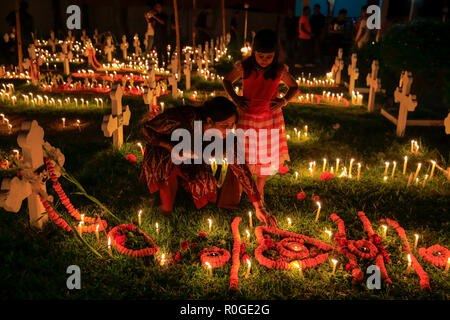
[0,78,449,300]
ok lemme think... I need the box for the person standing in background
[310,4,326,64]
[149,3,168,68]
[284,9,298,69]
[328,9,348,59]
[297,6,314,68]
[195,6,213,47]
[144,10,155,53]
[354,5,370,49]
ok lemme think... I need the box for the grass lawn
[0,75,449,300]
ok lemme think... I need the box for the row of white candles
[3,92,105,108]
[351,90,363,105]
[291,158,362,180]
[297,77,335,87]
[0,113,13,133]
[382,158,437,185]
[322,91,344,104]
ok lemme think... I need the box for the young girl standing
[223,29,298,203]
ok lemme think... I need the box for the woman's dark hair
[198,96,238,123]
[242,29,283,81]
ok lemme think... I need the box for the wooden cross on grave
[347,53,359,95]
[133,34,142,56]
[331,48,344,85]
[184,52,192,90]
[101,84,131,148]
[0,120,65,229]
[120,35,129,60]
[169,73,179,98]
[394,71,418,137]
[59,42,73,75]
[22,44,43,86]
[48,30,57,53]
[104,36,115,63]
[366,60,382,112]
[143,85,156,113]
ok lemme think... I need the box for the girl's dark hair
[242,29,284,81]
[198,96,238,122]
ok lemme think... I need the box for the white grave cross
[366,60,381,112]
[101,84,131,148]
[104,36,115,62]
[120,35,129,60]
[348,53,359,95]
[394,71,418,137]
[59,42,73,75]
[331,48,344,85]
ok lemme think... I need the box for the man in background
[310,4,326,64]
[297,6,314,68]
[149,3,168,68]
[354,5,370,49]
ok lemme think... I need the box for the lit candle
[403,156,408,175]
[62,117,65,128]
[324,229,332,240]
[357,163,361,180]
[205,262,213,276]
[294,171,298,180]
[287,217,292,228]
[381,225,387,238]
[383,176,388,183]
[95,224,100,241]
[414,234,419,250]
[410,140,414,153]
[430,161,436,179]
[323,158,327,172]
[108,236,112,256]
[246,229,250,241]
[445,257,450,273]
[406,254,412,275]
[348,159,354,177]
[248,211,253,228]
[413,163,422,180]
[99,98,103,107]
[331,258,338,274]
[245,259,251,278]
[138,210,142,227]
[391,161,397,178]
[160,253,166,266]
[422,174,429,187]
[208,218,212,232]
[291,261,303,278]
[336,158,340,173]
[78,221,83,237]
[384,162,390,176]
[314,202,321,222]
[155,222,159,236]
[160,102,165,113]
[137,142,144,155]
[407,173,413,187]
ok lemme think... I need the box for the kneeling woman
[140,97,277,226]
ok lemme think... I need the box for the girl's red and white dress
[235,60,290,175]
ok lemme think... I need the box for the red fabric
[237,63,290,176]
[299,16,311,39]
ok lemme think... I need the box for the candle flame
[155,222,159,229]
[205,262,212,269]
[331,258,338,265]
[108,236,111,246]
[316,202,321,209]
[407,254,411,263]
[208,218,212,228]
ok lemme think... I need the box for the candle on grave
[160,253,166,266]
[422,174,429,187]
[95,224,100,241]
[357,163,361,180]
[445,257,450,273]
[323,158,327,172]
[99,98,103,107]
[382,225,387,238]
[249,211,253,228]
[348,159,354,177]
[331,259,338,274]
[78,221,83,237]
[391,161,397,178]
[245,259,252,278]
[324,229,332,240]
[287,217,292,228]
[384,162,390,176]
[62,117,65,128]
[413,163,422,180]
[430,161,436,179]
[246,229,250,241]
[406,173,413,187]
[160,102,164,112]
[406,254,412,275]
[137,142,144,155]
[74,98,78,107]
[330,166,334,174]
[107,236,112,256]
[208,218,212,232]
[155,222,159,236]
[403,156,408,175]
[138,210,142,227]
[76,119,80,130]
[205,262,213,276]
[383,176,388,183]
[413,234,420,250]
[415,141,419,153]
[314,202,321,222]
[336,158,340,173]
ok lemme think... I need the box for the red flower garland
[200,247,231,268]
[276,238,310,259]
[44,158,107,232]
[381,218,431,290]
[419,245,449,268]
[229,217,241,291]
[254,225,334,270]
[107,224,159,257]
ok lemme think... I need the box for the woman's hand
[234,95,249,111]
[270,97,287,111]
[255,206,277,227]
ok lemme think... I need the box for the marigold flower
[297,192,306,200]
[126,154,137,162]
